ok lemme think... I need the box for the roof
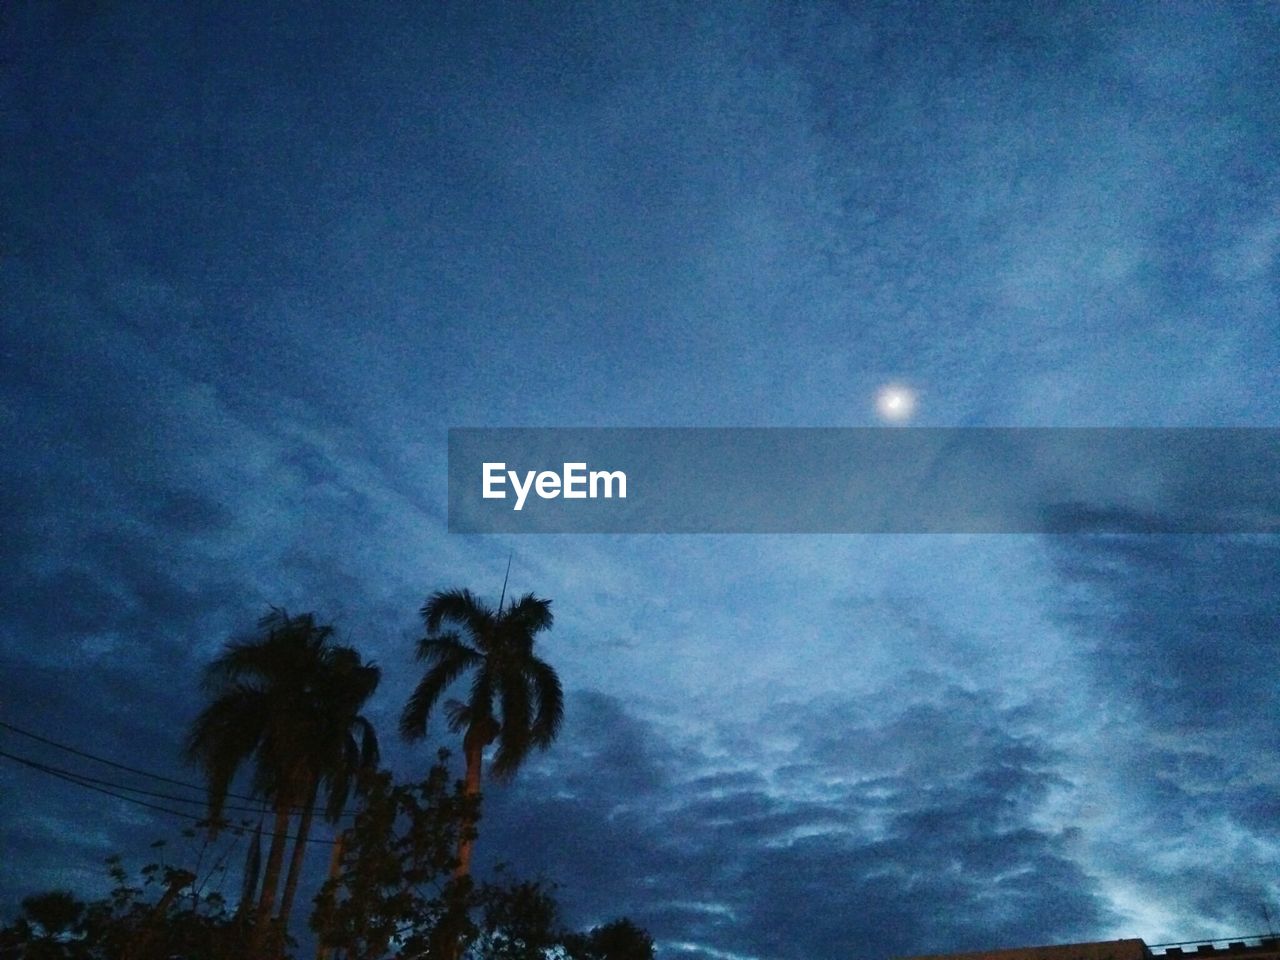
[899,939,1152,960]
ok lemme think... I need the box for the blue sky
[2,2,1280,958]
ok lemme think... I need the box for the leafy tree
[563,918,655,960]
[469,883,656,960]
[185,608,381,950]
[399,589,564,880]
[468,877,561,960]
[1,820,657,960]
[311,754,475,960]
[5,890,88,959]
[0,851,245,960]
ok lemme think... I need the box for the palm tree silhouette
[185,608,380,950]
[399,588,564,879]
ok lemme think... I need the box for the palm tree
[185,609,380,952]
[399,588,564,879]
[276,644,380,929]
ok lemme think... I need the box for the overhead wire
[0,747,273,818]
[0,746,341,846]
[0,718,358,819]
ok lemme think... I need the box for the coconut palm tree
[399,588,564,879]
[185,608,380,952]
[276,643,380,929]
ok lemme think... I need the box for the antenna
[1264,900,1276,939]
[497,551,513,614]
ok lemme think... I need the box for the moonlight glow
[876,384,917,422]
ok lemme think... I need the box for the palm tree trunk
[456,747,482,879]
[439,720,498,960]
[315,830,346,960]
[238,819,264,922]
[278,775,319,931]
[253,799,293,956]
[455,719,497,879]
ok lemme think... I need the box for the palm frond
[413,632,476,665]
[468,667,495,728]
[525,656,564,749]
[422,588,494,640]
[188,608,382,829]
[400,643,479,740]
[506,593,554,636]
[407,587,563,782]
[185,685,270,819]
[443,698,475,733]
[490,725,533,779]
[354,715,379,770]
[491,669,533,779]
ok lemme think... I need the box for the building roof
[900,938,1152,960]
[899,936,1280,960]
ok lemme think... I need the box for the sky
[2,1,1280,958]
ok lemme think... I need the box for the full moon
[875,384,917,422]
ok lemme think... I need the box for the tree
[7,890,87,959]
[277,644,381,929]
[311,755,475,960]
[468,876,561,960]
[564,919,655,960]
[0,850,245,960]
[399,589,564,881]
[1,822,657,960]
[185,608,381,952]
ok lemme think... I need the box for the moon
[875,384,917,422]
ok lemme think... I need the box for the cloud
[477,686,1111,960]
[1050,536,1280,736]
[1046,534,1280,939]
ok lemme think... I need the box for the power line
[0,747,275,818]
[0,718,217,791]
[0,718,358,819]
[1,747,242,828]
[0,747,341,846]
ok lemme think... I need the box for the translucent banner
[448,428,1280,534]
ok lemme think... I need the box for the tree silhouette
[399,589,564,879]
[185,608,380,951]
[311,756,474,960]
[564,918,656,960]
[2,822,656,960]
